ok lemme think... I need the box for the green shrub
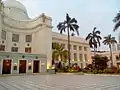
[103,69,109,73]
[103,68,116,74]
[92,69,98,74]
[104,69,113,74]
[82,69,88,73]
[98,70,103,74]
[116,69,120,74]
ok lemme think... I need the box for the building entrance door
[2,60,11,74]
[117,63,120,68]
[33,61,39,73]
[19,60,26,73]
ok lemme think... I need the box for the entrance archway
[2,60,12,74]
[19,60,26,73]
[33,60,39,73]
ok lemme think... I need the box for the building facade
[0,0,52,74]
[91,51,120,68]
[52,32,92,68]
[0,0,92,74]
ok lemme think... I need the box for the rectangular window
[84,54,87,61]
[11,47,18,52]
[79,46,82,51]
[79,54,83,61]
[1,30,6,40]
[0,45,5,51]
[84,47,87,51]
[116,55,119,60]
[26,35,32,42]
[25,47,31,53]
[73,45,77,50]
[12,34,19,42]
[74,53,77,61]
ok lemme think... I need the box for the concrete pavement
[0,74,120,90]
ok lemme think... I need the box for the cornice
[4,22,52,30]
[45,25,53,28]
[3,22,43,30]
[52,37,89,45]
[3,14,52,30]
[3,12,52,22]
[3,25,42,34]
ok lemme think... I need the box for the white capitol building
[0,0,91,74]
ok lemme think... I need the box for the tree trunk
[109,44,113,67]
[67,27,71,67]
[94,46,96,56]
[60,54,62,62]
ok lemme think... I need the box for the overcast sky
[12,0,120,50]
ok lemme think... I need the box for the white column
[19,34,25,53]
[31,60,33,73]
[77,45,79,61]
[39,60,41,73]
[32,60,34,73]
[6,32,12,52]
[17,60,19,74]
[26,60,28,73]
[11,60,13,74]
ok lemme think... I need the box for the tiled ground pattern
[0,74,120,90]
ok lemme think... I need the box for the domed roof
[3,0,27,12]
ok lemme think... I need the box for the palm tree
[57,13,79,67]
[52,42,68,65]
[57,14,79,67]
[52,42,59,65]
[103,34,117,66]
[52,42,58,50]
[113,11,120,31]
[86,27,102,55]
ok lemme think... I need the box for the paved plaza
[0,74,120,90]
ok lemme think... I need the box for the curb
[56,72,84,75]
[0,73,52,77]
[84,74,120,76]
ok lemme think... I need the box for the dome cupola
[4,0,27,12]
[3,0,30,20]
